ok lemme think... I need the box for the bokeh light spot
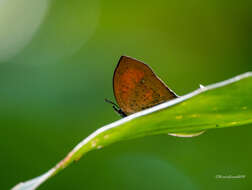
[0,0,49,62]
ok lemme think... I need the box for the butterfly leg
[105,99,127,117]
[112,105,127,117]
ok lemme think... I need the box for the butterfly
[106,56,177,117]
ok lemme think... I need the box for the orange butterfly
[106,56,177,117]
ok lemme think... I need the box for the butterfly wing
[113,56,177,115]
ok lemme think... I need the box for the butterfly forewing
[113,56,177,115]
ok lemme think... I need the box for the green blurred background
[0,0,251,189]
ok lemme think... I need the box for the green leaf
[12,72,252,190]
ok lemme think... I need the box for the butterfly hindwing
[113,56,177,115]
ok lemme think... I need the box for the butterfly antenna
[105,98,119,108]
[105,98,127,117]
